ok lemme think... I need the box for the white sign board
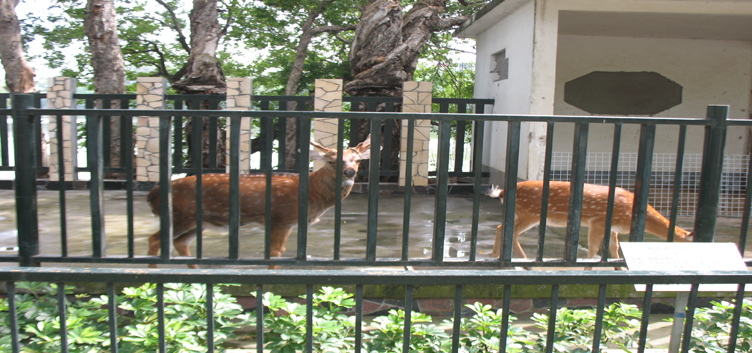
[620,242,750,292]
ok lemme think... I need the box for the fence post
[135,77,167,183]
[693,105,729,242]
[225,78,252,174]
[47,77,78,183]
[313,79,343,171]
[13,93,39,266]
[401,81,432,187]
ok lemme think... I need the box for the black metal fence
[1,268,751,353]
[1,94,752,352]
[0,93,492,179]
[0,95,748,268]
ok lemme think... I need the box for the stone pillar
[226,78,253,173]
[313,79,343,171]
[401,81,432,187]
[135,77,167,182]
[47,77,78,182]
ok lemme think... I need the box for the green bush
[685,298,752,352]
[0,282,250,353]
[251,286,357,353]
[3,283,751,353]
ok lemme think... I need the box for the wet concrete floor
[0,188,748,267]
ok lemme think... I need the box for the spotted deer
[147,135,373,269]
[487,180,694,261]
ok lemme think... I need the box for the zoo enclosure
[0,92,751,353]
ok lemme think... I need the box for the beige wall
[553,35,752,156]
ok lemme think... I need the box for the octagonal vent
[564,71,682,115]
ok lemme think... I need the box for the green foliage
[685,299,752,352]
[0,282,250,353]
[529,303,642,353]
[446,301,533,353]
[251,286,357,352]
[17,284,749,353]
[364,309,450,352]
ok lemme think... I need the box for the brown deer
[487,180,694,261]
[147,135,372,269]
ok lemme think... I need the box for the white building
[455,0,752,184]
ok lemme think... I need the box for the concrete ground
[0,188,748,352]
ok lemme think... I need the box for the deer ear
[309,149,326,161]
[309,139,330,161]
[354,134,372,160]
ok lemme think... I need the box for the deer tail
[147,185,160,216]
[487,185,504,200]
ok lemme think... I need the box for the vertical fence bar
[681,284,700,353]
[172,100,184,170]
[667,125,687,242]
[629,124,656,242]
[433,117,452,261]
[402,118,415,261]
[1,101,10,167]
[366,117,382,261]
[334,118,345,260]
[107,283,119,353]
[208,115,218,169]
[469,118,485,261]
[297,117,312,261]
[228,116,241,260]
[738,151,752,253]
[501,121,521,263]
[206,283,215,353]
[123,100,135,258]
[159,115,173,262]
[637,284,653,353]
[262,117,273,260]
[727,283,746,353]
[537,121,555,261]
[306,284,314,353]
[88,111,106,258]
[403,284,414,353]
[545,284,560,353]
[451,285,463,352]
[192,113,204,260]
[56,114,68,258]
[8,282,19,353]
[694,105,729,242]
[591,284,607,352]
[566,122,589,263]
[499,284,512,353]
[355,284,364,350]
[157,283,166,353]
[57,282,69,353]
[13,94,39,267]
[256,285,264,353]
[601,123,622,263]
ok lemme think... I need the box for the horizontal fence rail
[0,99,749,269]
[1,267,751,353]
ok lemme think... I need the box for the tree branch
[153,0,190,53]
[310,23,357,36]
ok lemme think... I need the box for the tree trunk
[0,0,35,93]
[172,0,227,170]
[84,0,127,179]
[346,0,469,180]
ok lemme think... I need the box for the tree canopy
[19,0,482,95]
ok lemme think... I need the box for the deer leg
[492,222,532,260]
[492,225,503,257]
[268,227,294,270]
[147,218,196,268]
[583,225,608,271]
[586,225,606,259]
[174,230,199,269]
